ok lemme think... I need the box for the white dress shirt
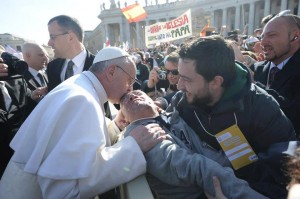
[61,49,87,81]
[28,67,45,86]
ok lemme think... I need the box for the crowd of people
[0,9,299,199]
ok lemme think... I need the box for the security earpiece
[290,36,298,42]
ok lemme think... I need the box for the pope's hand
[129,123,166,153]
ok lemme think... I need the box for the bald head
[261,15,300,64]
[120,90,159,123]
[268,14,300,30]
[23,43,48,71]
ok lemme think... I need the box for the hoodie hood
[221,62,250,102]
[212,62,252,113]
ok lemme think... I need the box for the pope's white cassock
[0,71,146,199]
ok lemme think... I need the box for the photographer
[141,52,179,104]
[141,66,169,100]
[0,54,47,177]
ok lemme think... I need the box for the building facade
[86,0,300,53]
[0,33,54,59]
[0,33,27,52]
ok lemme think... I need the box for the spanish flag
[121,4,147,23]
[200,20,210,37]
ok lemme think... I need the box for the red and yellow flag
[200,20,210,37]
[121,4,147,23]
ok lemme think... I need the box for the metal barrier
[119,175,154,199]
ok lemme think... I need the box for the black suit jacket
[23,70,48,91]
[0,76,29,177]
[47,50,94,91]
[23,70,48,117]
[146,57,154,70]
[253,48,300,137]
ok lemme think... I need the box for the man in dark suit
[23,42,48,90]
[253,11,300,137]
[46,15,112,118]
[47,15,94,92]
[145,51,164,70]
[22,42,49,117]
[132,54,149,90]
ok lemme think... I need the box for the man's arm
[144,135,267,199]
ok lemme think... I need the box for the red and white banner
[145,9,192,46]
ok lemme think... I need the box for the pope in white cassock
[0,47,165,199]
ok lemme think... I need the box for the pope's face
[109,58,136,104]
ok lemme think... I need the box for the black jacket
[168,62,295,152]
[0,75,30,177]
[23,69,48,117]
[133,62,149,90]
[167,62,296,198]
[46,50,94,91]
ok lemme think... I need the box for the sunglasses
[166,69,179,75]
[277,10,300,29]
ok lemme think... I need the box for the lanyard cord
[194,111,238,137]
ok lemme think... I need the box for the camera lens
[158,70,166,80]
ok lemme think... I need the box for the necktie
[269,67,280,86]
[37,72,46,87]
[65,60,74,80]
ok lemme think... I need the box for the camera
[157,70,167,80]
[1,52,28,76]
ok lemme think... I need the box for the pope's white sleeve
[38,176,80,199]
[78,136,146,198]
[37,137,146,199]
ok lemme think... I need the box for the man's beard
[188,93,213,107]
[265,44,291,62]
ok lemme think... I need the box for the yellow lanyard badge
[216,124,258,170]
